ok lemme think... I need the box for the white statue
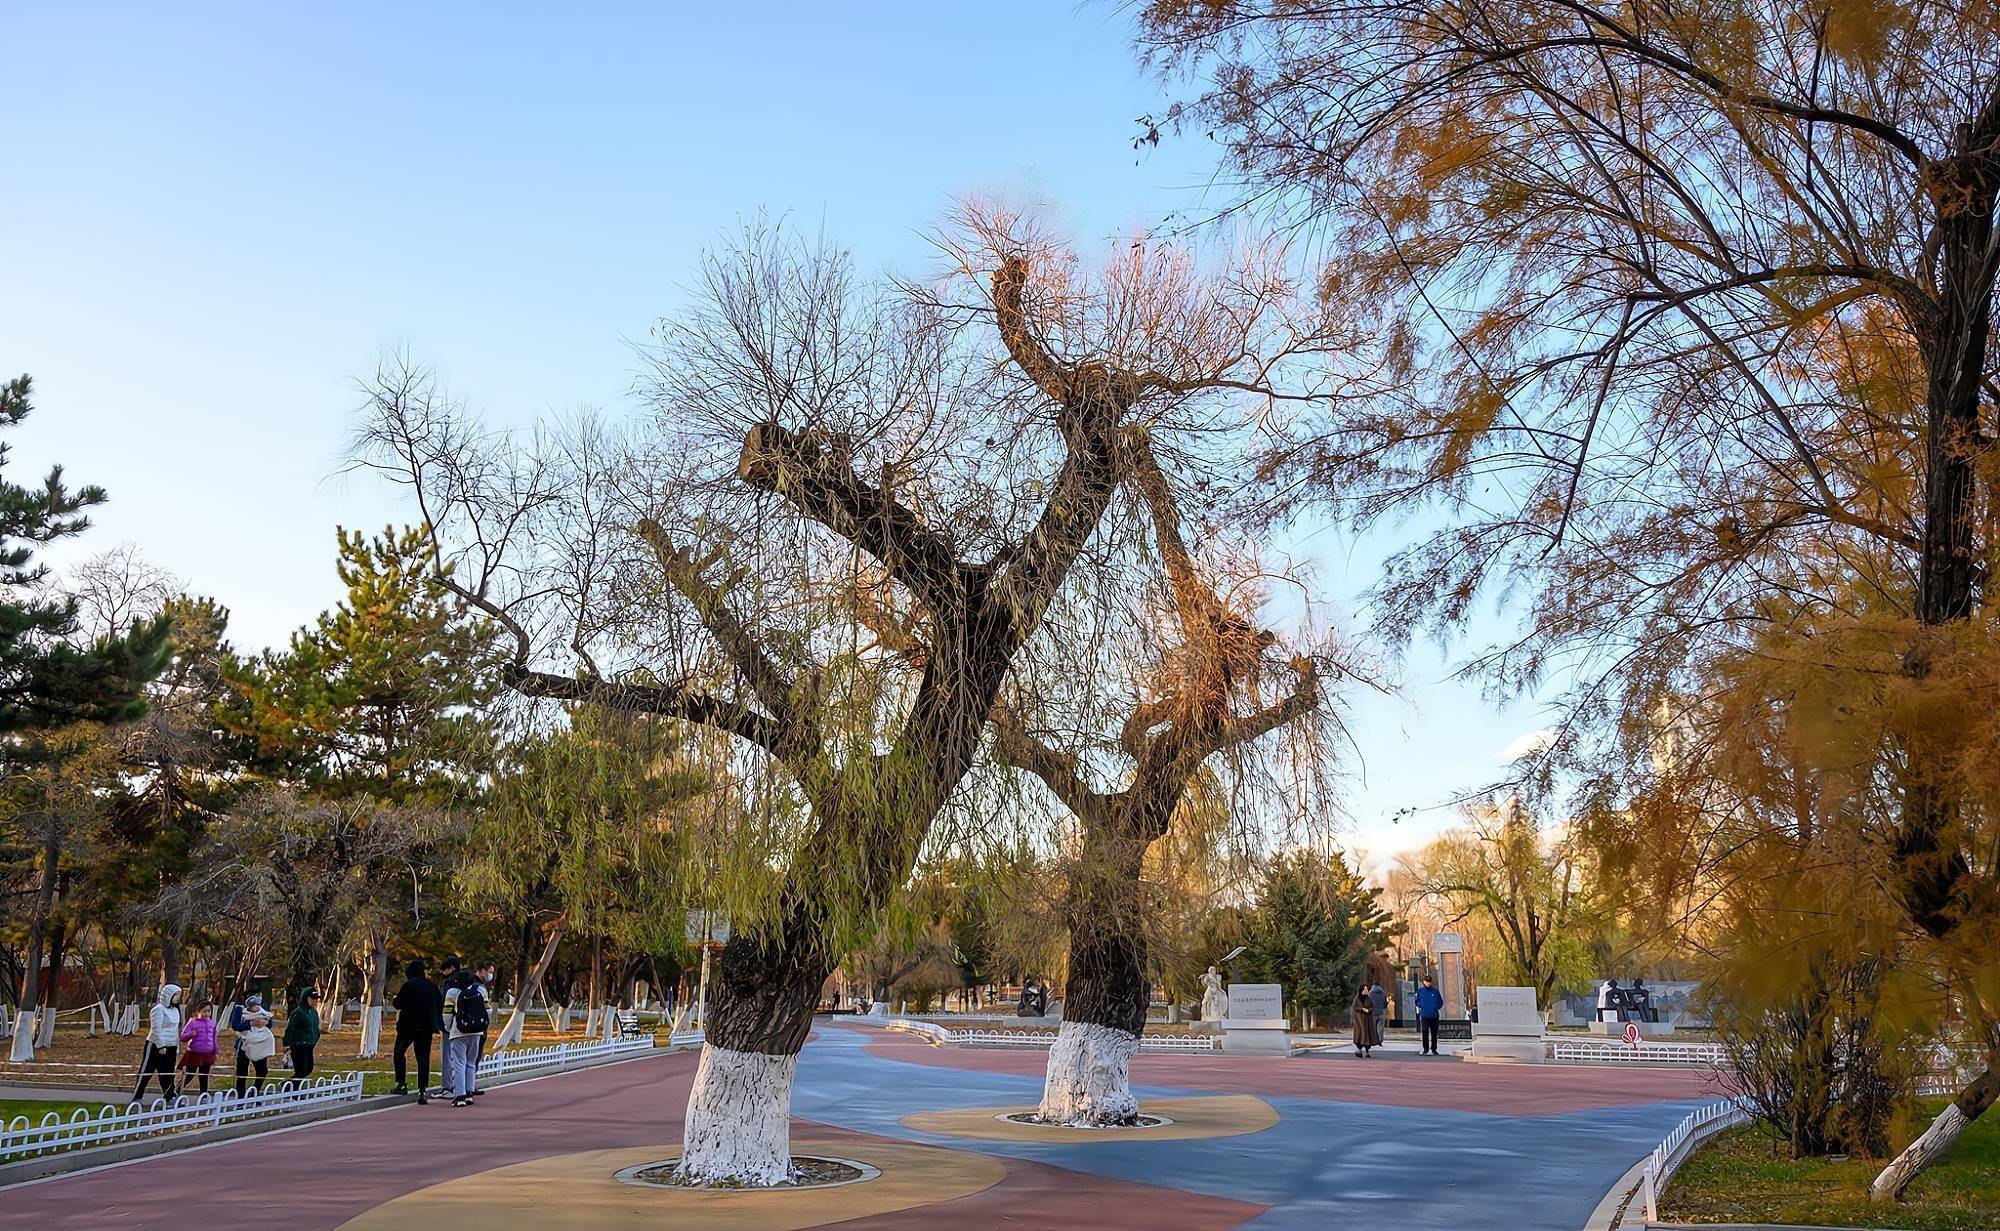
[1200,966,1228,1022]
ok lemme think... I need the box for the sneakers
[452,1096,473,1107]
[391,1084,409,1095]
[417,1091,429,1105]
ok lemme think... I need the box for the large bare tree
[990,437,1333,1125]
[354,212,1307,1184]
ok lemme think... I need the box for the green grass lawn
[1662,1098,2000,1229]
[0,1097,111,1127]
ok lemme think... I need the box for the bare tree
[989,436,1336,1125]
[352,211,1307,1183]
[156,789,438,1006]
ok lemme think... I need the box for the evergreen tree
[98,595,250,984]
[217,526,498,1003]
[0,375,169,732]
[225,526,498,803]
[1241,848,1402,1029]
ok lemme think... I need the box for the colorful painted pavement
[0,1021,1720,1230]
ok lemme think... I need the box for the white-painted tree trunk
[676,1042,798,1186]
[9,1011,36,1061]
[358,1005,384,1057]
[495,1005,527,1047]
[36,1004,56,1047]
[1037,1019,1142,1125]
[1871,1102,1971,1202]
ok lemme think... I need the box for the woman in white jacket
[132,983,183,1103]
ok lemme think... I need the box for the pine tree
[0,375,170,732]
[1242,848,1402,1030]
[225,526,498,802]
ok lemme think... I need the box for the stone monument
[1467,985,1544,1062]
[1222,982,1289,1056]
[1432,932,1467,1019]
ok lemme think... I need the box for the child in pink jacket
[178,1003,220,1094]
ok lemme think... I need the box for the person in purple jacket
[178,1001,220,1093]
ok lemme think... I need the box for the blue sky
[2,2,1547,861]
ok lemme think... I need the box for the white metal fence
[0,1073,365,1162]
[886,1019,1219,1052]
[1549,1039,1726,1065]
[1638,1096,1751,1221]
[474,1033,659,1080]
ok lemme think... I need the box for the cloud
[1495,728,1556,764]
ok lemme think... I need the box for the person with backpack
[231,993,278,1095]
[466,959,498,1099]
[442,964,489,1107]
[284,987,321,1080]
[428,956,462,1098]
[391,958,442,1103]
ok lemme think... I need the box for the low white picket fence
[1633,1071,1969,1221]
[473,1033,661,1080]
[886,1019,1218,1052]
[1549,1039,1726,1066]
[1637,1096,1750,1221]
[0,1073,365,1162]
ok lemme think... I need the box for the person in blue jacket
[1415,974,1445,1055]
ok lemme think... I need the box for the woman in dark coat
[1351,987,1376,1058]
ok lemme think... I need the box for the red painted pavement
[852,1027,1724,1115]
[2,1049,1264,1231]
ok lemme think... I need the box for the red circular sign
[1622,1021,1641,1048]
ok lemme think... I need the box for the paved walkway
[2,1022,1721,1230]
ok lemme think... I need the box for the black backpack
[454,984,490,1034]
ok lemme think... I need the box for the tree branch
[735,422,969,619]
[634,517,808,733]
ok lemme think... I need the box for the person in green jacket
[284,987,322,1081]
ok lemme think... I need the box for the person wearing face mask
[466,960,497,1099]
[133,983,184,1102]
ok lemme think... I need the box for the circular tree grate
[997,1111,1175,1129]
[616,1155,879,1191]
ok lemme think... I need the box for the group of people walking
[389,955,496,1108]
[1349,973,1449,1058]
[125,954,497,1108]
[131,983,323,1103]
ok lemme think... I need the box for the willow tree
[1145,0,2000,1189]
[355,212,1303,1184]
[460,707,714,1039]
[989,438,1331,1125]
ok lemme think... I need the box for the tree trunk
[515,910,535,999]
[358,935,390,1057]
[161,933,180,988]
[18,829,59,1015]
[496,910,567,1047]
[676,920,832,1186]
[589,934,603,1012]
[1871,1065,1997,1203]
[1879,156,1998,1192]
[1039,817,1149,1126]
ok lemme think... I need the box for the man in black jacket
[391,958,444,1103]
